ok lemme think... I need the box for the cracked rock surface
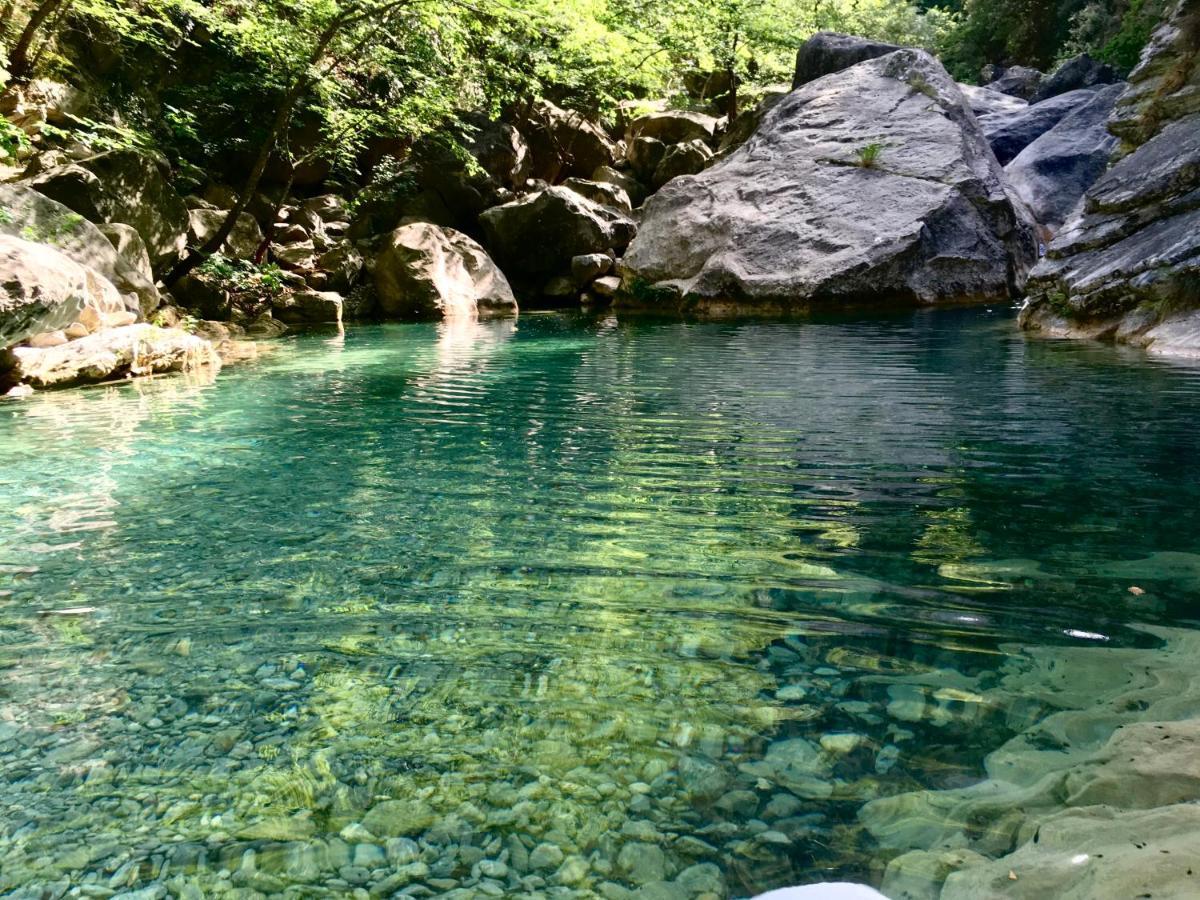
[619,49,1036,313]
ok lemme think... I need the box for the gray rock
[523,100,617,182]
[0,235,124,348]
[1020,3,1200,355]
[187,208,264,260]
[792,31,902,89]
[570,253,612,285]
[718,89,789,155]
[529,842,564,871]
[360,799,436,837]
[30,148,190,275]
[980,87,1104,165]
[480,186,635,282]
[626,137,668,184]
[0,184,158,314]
[651,139,712,189]
[714,789,758,817]
[591,165,647,207]
[985,65,1045,100]
[1006,83,1124,230]
[562,177,633,212]
[1031,53,1119,103]
[626,111,719,146]
[620,50,1035,313]
[271,288,343,325]
[374,222,516,319]
[957,83,1028,119]
[677,755,729,801]
[616,842,667,885]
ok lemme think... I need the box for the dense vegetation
[2,0,1163,170]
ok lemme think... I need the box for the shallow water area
[3,308,1200,899]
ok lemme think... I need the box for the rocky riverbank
[7,6,1197,394]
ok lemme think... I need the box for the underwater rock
[360,799,437,837]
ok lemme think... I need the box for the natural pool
[2,308,1200,899]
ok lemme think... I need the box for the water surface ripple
[2,309,1200,898]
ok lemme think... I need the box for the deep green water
[2,308,1200,899]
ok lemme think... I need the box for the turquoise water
[2,308,1200,899]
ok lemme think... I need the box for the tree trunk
[7,0,67,82]
[253,167,297,264]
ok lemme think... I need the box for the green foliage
[855,142,886,168]
[197,254,285,298]
[39,116,155,154]
[18,211,84,245]
[0,119,30,161]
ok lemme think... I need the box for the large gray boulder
[375,222,517,319]
[1005,83,1124,230]
[1031,53,1119,103]
[620,50,1036,312]
[1020,2,1200,356]
[792,32,902,89]
[30,148,190,275]
[0,184,157,315]
[0,235,124,348]
[480,186,636,281]
[979,87,1103,165]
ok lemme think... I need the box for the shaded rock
[792,32,902,89]
[467,116,531,189]
[563,177,633,212]
[316,243,364,293]
[984,65,1045,100]
[1006,83,1124,229]
[271,289,343,325]
[299,194,350,224]
[97,223,154,286]
[979,88,1100,165]
[652,139,712,188]
[1020,2,1200,355]
[30,148,190,274]
[627,137,668,184]
[592,165,648,207]
[1,235,125,348]
[1031,53,1119,103]
[0,184,158,314]
[621,50,1035,313]
[626,111,719,146]
[523,100,617,183]
[10,323,218,387]
[570,253,612,285]
[188,209,265,260]
[375,222,516,318]
[480,186,635,281]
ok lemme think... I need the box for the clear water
[2,308,1200,899]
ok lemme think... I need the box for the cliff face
[1020,0,1200,355]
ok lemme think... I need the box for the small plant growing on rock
[855,143,886,168]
